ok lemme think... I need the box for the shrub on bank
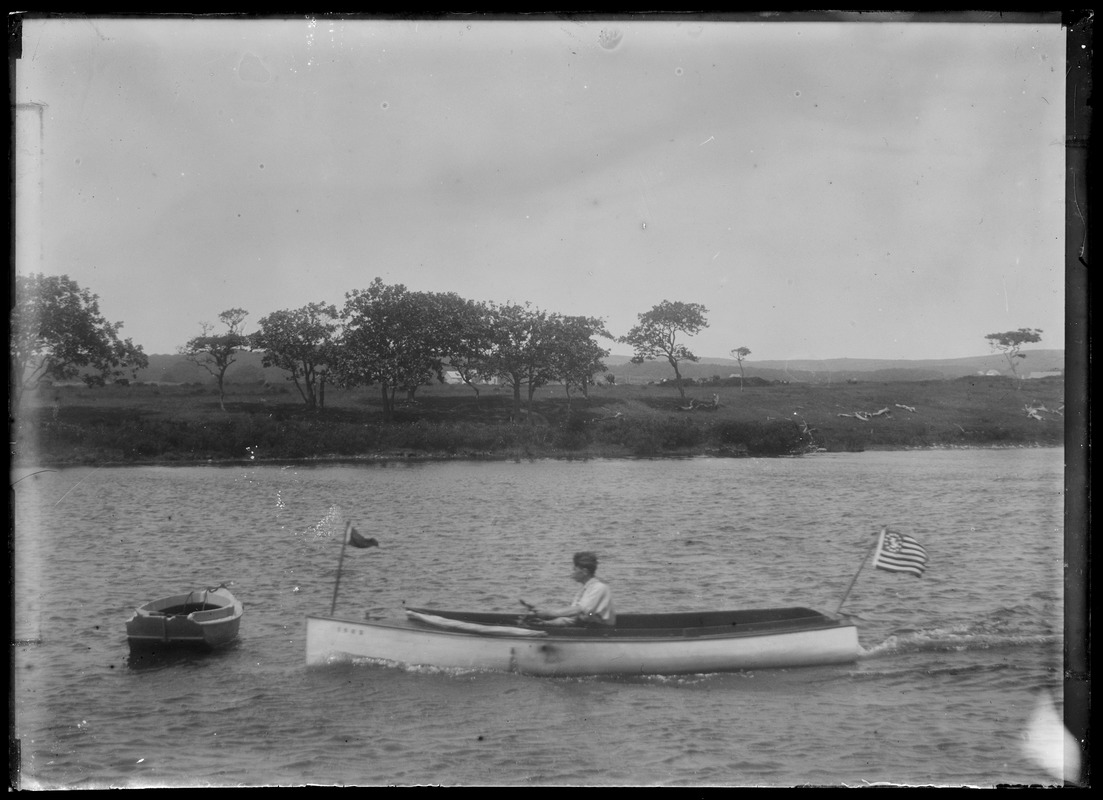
[15,412,881,462]
[591,412,798,454]
[13,377,1066,466]
[745,420,807,455]
[713,419,808,455]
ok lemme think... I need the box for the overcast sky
[15,15,1067,361]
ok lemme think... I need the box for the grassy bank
[12,375,1065,467]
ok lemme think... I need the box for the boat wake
[859,625,1059,660]
[343,655,498,679]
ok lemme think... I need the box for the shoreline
[12,441,1066,472]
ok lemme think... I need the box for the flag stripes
[873,527,928,577]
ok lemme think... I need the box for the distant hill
[135,351,286,384]
[600,350,1065,384]
[131,349,1065,386]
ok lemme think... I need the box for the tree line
[12,272,1045,417]
[12,274,715,421]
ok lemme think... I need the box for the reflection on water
[125,641,243,672]
[12,450,1066,788]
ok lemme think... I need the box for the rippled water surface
[12,449,1069,787]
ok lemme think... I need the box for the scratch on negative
[699,136,714,145]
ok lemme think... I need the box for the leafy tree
[11,273,148,406]
[401,290,496,405]
[436,295,493,402]
[180,308,249,411]
[549,315,611,407]
[479,309,608,417]
[335,279,450,422]
[730,346,751,391]
[985,328,1043,385]
[620,300,709,399]
[480,302,558,422]
[252,302,339,409]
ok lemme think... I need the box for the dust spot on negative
[238,52,271,83]
[598,29,622,50]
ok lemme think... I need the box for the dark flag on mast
[331,521,378,615]
[347,525,378,549]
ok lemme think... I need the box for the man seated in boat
[522,551,616,627]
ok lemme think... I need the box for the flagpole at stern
[330,521,352,616]
[833,527,885,617]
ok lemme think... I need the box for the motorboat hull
[305,607,858,676]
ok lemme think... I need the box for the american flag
[873,527,928,577]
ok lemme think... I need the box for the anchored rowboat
[126,584,243,650]
[305,606,859,676]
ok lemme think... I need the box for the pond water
[12,449,1073,787]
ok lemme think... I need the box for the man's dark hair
[573,551,599,573]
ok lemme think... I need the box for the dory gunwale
[126,585,243,649]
